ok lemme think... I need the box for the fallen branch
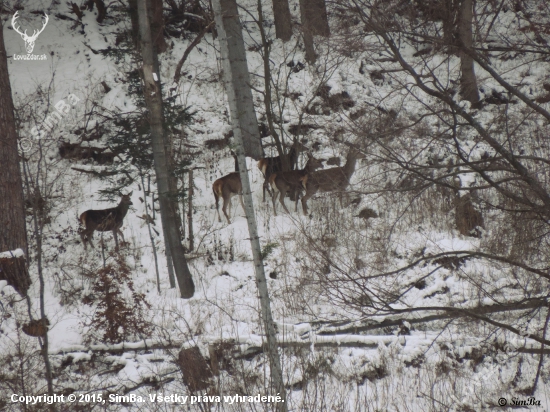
[313,299,546,336]
[71,167,118,177]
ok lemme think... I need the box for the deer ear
[129,191,133,196]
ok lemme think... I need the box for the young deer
[213,172,245,224]
[258,142,306,202]
[269,154,324,215]
[79,193,133,250]
[300,147,365,215]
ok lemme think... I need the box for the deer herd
[78,143,365,249]
[213,143,366,223]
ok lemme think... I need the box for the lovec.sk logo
[11,11,48,60]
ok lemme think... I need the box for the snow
[1,0,549,410]
[0,248,25,259]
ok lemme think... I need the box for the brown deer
[268,154,324,215]
[213,172,245,224]
[300,147,366,215]
[258,142,306,202]
[79,193,133,250]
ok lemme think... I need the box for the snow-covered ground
[1,0,550,410]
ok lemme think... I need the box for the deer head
[12,12,49,54]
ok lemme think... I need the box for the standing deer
[258,142,306,202]
[213,172,245,224]
[269,154,324,215]
[300,147,366,215]
[79,193,133,250]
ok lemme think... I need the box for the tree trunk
[137,0,195,298]
[299,0,317,64]
[458,0,480,104]
[441,0,458,48]
[213,0,287,407]
[128,0,141,49]
[258,0,287,167]
[301,0,329,37]
[272,0,293,41]
[148,0,167,53]
[188,169,194,251]
[0,18,31,297]
[213,0,263,160]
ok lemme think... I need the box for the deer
[300,147,366,215]
[12,12,49,54]
[79,193,133,250]
[213,172,245,224]
[257,142,306,202]
[268,154,324,216]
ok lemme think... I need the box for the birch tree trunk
[0,17,31,296]
[188,169,194,252]
[212,0,287,407]
[272,0,293,41]
[458,0,480,104]
[137,0,195,298]
[213,0,263,160]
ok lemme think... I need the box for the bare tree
[0,15,31,297]
[137,0,195,298]
[272,0,293,41]
[457,0,480,104]
[149,0,167,53]
[213,0,263,159]
[213,0,287,407]
[294,0,550,398]
[300,0,329,36]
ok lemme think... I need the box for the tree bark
[442,0,458,48]
[300,0,329,37]
[272,0,293,41]
[458,0,480,104]
[128,0,141,49]
[148,0,167,53]
[299,0,316,64]
[187,169,194,251]
[212,0,287,407]
[213,0,263,160]
[258,0,287,167]
[0,17,31,296]
[137,0,195,298]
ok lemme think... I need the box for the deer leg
[263,180,273,202]
[118,229,126,244]
[80,230,88,250]
[88,234,95,249]
[301,192,313,215]
[279,189,291,214]
[271,188,278,216]
[83,230,95,249]
[238,194,245,215]
[115,222,126,245]
[294,189,303,213]
[214,191,222,222]
[222,197,231,224]
[113,230,119,251]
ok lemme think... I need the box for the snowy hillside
[1,0,550,410]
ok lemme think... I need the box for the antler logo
[12,11,49,54]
